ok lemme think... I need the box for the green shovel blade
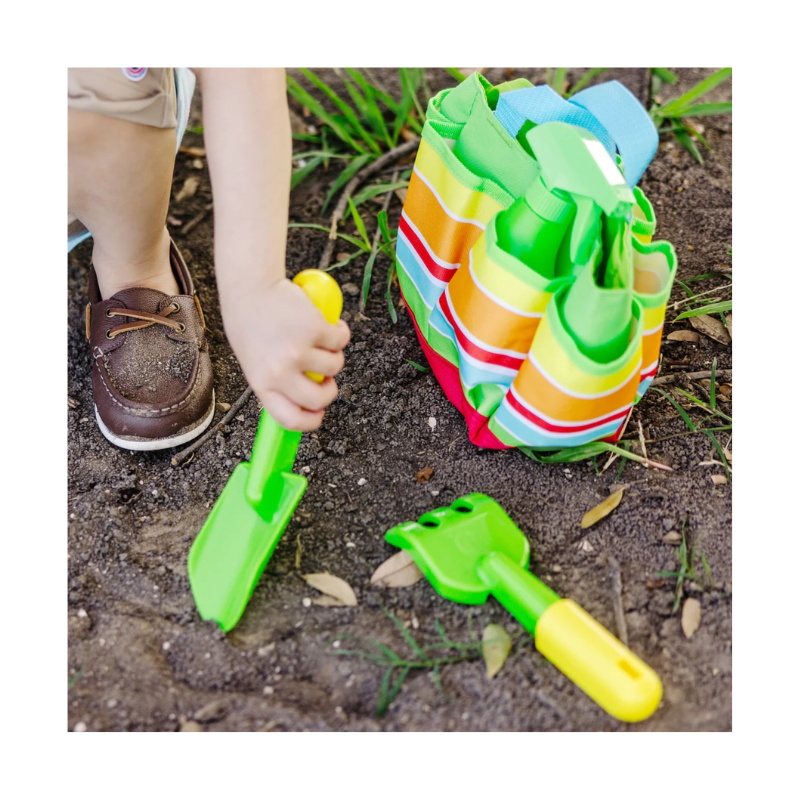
[187,412,307,632]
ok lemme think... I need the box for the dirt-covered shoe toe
[86,239,215,451]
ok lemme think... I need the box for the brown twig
[608,557,629,647]
[180,202,213,236]
[318,139,420,271]
[360,168,399,313]
[651,369,731,387]
[171,387,253,466]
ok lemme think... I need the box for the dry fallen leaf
[482,624,512,679]
[68,397,80,409]
[581,489,625,529]
[681,598,702,638]
[174,176,200,203]
[711,474,727,485]
[369,550,423,588]
[646,578,666,590]
[416,467,433,483]
[725,312,732,340]
[667,330,701,343]
[719,383,732,396]
[394,187,408,204]
[688,314,731,345]
[302,573,357,607]
[178,146,206,158]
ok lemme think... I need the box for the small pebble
[551,565,562,573]
[663,531,682,545]
[77,609,88,618]
[358,478,367,486]
[341,283,359,297]
[302,597,312,608]
[346,542,356,548]
[107,699,118,709]
[687,245,695,251]
[162,641,171,651]
[333,640,341,649]
[427,417,437,430]
[74,721,87,732]
[263,686,274,695]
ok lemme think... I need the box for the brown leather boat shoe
[86,239,215,451]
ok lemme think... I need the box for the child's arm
[195,68,350,431]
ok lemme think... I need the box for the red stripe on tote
[506,390,631,434]
[438,291,525,372]
[399,215,458,284]
[402,289,510,450]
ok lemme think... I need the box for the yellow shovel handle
[292,270,343,383]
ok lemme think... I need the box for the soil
[67,68,732,732]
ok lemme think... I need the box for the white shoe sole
[94,390,216,452]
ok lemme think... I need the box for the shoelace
[105,301,185,340]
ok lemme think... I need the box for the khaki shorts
[68,68,195,248]
[68,68,178,129]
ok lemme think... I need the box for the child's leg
[68,68,214,452]
[68,109,179,299]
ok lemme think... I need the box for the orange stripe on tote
[512,356,641,423]
[447,266,541,355]
[404,171,483,266]
[642,329,663,371]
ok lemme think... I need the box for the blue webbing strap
[494,81,658,187]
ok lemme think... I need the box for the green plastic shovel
[187,270,343,631]
[385,494,662,722]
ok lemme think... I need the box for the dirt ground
[67,68,732,732]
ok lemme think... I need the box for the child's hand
[221,278,350,431]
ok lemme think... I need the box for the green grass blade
[710,358,717,411]
[565,67,608,97]
[361,246,379,308]
[674,128,704,164]
[291,150,351,161]
[326,250,364,272]
[292,132,322,143]
[290,155,323,190]
[674,300,733,320]
[298,68,382,155]
[377,209,395,248]
[705,430,731,480]
[338,71,391,147]
[660,68,732,116]
[286,75,367,155]
[376,664,411,717]
[552,67,568,96]
[652,68,679,84]
[346,196,370,247]
[444,68,468,83]
[322,152,372,213]
[347,68,398,114]
[386,260,398,323]
[402,68,426,129]
[679,102,732,118]
[406,360,430,373]
[655,388,696,432]
[287,223,371,252]
[349,181,409,211]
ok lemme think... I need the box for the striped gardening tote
[395,73,676,450]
